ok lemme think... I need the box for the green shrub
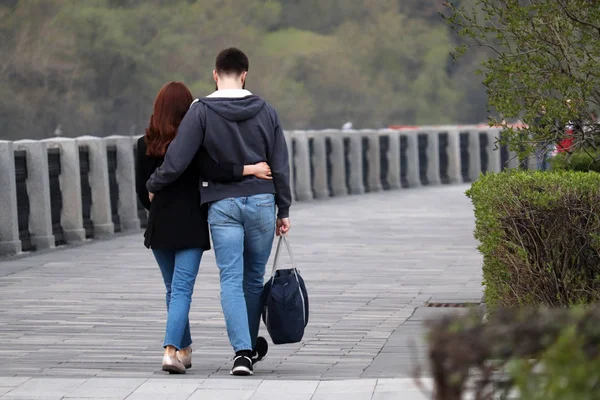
[466,170,600,308]
[422,307,600,400]
[550,150,600,173]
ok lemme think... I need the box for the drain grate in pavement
[426,302,480,308]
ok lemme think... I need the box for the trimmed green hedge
[423,307,600,400]
[466,171,600,308]
[550,150,600,173]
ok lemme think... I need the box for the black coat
[135,137,243,250]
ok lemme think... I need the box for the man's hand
[276,218,291,236]
[149,192,154,202]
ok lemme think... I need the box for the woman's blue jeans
[152,248,203,349]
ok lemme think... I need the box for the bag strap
[270,235,298,277]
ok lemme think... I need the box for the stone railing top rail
[0,126,522,257]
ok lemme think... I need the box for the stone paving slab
[0,377,435,399]
[0,185,481,385]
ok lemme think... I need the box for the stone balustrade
[0,127,517,256]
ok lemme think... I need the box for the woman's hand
[244,162,272,180]
[253,162,272,180]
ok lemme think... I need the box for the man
[146,48,292,376]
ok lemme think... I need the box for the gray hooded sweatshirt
[146,90,291,218]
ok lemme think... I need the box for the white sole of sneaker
[230,367,253,376]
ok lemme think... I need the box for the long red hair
[145,82,193,157]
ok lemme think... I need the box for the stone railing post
[403,130,421,188]
[519,132,537,171]
[360,130,382,192]
[291,131,313,201]
[283,131,295,203]
[323,130,348,197]
[468,129,482,181]
[506,149,519,169]
[345,131,365,195]
[42,138,86,243]
[486,128,502,173]
[446,129,463,184]
[76,136,114,237]
[13,140,55,249]
[104,136,140,231]
[131,135,149,228]
[381,129,401,190]
[426,130,442,185]
[307,131,329,199]
[497,129,519,170]
[526,141,538,170]
[0,141,22,255]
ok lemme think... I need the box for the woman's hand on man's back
[243,162,272,180]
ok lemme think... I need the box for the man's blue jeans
[152,248,203,349]
[208,194,276,353]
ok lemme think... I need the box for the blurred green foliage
[0,0,488,139]
[551,150,600,173]
[425,307,600,400]
[445,0,600,158]
[466,170,600,308]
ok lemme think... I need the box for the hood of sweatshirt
[200,94,266,122]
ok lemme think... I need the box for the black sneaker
[231,351,253,376]
[252,337,269,365]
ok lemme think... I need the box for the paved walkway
[0,185,481,399]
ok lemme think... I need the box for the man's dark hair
[215,48,249,76]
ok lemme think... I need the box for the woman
[135,81,271,374]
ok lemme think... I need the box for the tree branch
[556,0,600,37]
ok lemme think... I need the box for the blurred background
[0,0,488,140]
